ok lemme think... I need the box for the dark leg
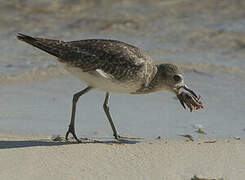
[103,92,120,140]
[103,92,143,141]
[65,86,92,142]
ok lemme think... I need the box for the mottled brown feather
[17,33,155,83]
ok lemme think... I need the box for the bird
[17,33,200,142]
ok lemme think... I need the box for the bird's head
[155,63,197,97]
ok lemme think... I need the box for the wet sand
[0,134,244,180]
[1,69,245,138]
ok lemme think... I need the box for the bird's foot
[65,125,102,143]
[114,134,143,141]
[65,125,81,142]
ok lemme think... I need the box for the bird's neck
[133,65,162,94]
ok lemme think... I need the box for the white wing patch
[96,69,114,79]
[64,66,141,93]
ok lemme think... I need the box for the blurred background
[0,0,245,139]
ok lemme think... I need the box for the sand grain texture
[0,135,244,180]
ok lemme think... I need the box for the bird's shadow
[0,138,140,149]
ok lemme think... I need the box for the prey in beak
[174,84,203,112]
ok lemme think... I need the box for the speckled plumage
[17,34,158,93]
[17,33,191,142]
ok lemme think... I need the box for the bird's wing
[17,34,150,81]
[66,39,148,80]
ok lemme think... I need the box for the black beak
[181,85,198,98]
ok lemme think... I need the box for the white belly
[64,66,142,93]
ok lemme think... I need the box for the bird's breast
[64,66,142,94]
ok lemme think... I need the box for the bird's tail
[17,33,65,58]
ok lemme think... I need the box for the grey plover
[17,33,202,142]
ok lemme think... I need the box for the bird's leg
[65,86,92,142]
[103,92,120,140]
[103,93,143,141]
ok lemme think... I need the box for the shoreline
[1,61,245,85]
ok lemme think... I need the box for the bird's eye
[173,74,181,82]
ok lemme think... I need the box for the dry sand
[0,134,244,180]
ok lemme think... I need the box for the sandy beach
[1,0,245,179]
[0,134,244,180]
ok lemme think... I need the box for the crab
[176,86,203,112]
